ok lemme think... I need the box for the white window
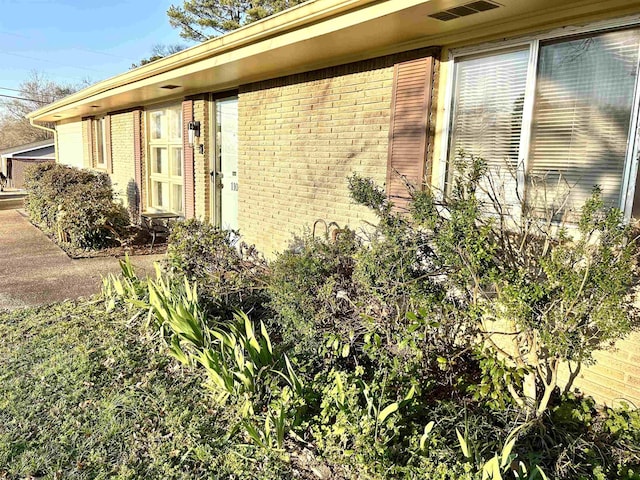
[94,117,107,169]
[445,25,640,220]
[147,105,183,214]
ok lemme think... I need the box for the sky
[0,0,194,94]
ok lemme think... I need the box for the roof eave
[27,0,380,121]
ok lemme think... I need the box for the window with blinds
[528,30,640,218]
[448,26,640,220]
[449,48,529,211]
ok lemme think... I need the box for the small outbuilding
[0,139,55,190]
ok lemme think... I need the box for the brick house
[29,0,640,405]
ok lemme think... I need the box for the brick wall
[192,96,210,220]
[559,332,640,407]
[81,119,92,169]
[109,112,137,214]
[238,58,401,256]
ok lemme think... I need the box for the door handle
[211,171,224,189]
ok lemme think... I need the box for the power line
[0,51,106,74]
[0,28,137,62]
[0,86,59,100]
[0,93,49,104]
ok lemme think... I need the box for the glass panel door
[212,97,239,230]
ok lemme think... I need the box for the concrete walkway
[0,209,163,310]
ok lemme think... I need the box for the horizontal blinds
[528,29,640,216]
[449,48,529,210]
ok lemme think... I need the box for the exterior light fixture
[188,121,201,145]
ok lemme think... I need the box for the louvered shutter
[528,29,640,216]
[449,48,530,211]
[182,100,195,219]
[387,55,437,208]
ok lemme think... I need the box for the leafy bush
[268,230,361,356]
[24,162,129,249]
[102,156,640,478]
[166,219,268,313]
[349,155,640,417]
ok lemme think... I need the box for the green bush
[165,219,268,313]
[102,157,640,478]
[268,230,361,356]
[268,218,477,404]
[349,155,640,417]
[24,162,129,249]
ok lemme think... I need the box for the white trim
[441,14,640,217]
[438,52,456,196]
[622,40,640,220]
[1,143,55,158]
[209,93,217,225]
[515,40,539,212]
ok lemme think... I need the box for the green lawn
[0,301,231,479]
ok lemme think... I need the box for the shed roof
[0,139,55,158]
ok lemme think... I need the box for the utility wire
[0,93,50,104]
[0,51,106,74]
[0,86,59,100]
[0,28,137,62]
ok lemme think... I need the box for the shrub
[24,163,129,249]
[103,159,640,478]
[268,208,478,404]
[268,230,361,357]
[349,154,640,417]
[165,219,268,313]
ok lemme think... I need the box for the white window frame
[439,14,640,221]
[146,104,184,214]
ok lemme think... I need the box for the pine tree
[167,0,307,42]
[131,44,188,69]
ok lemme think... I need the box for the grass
[0,300,233,479]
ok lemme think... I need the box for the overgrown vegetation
[24,163,129,250]
[165,219,268,315]
[97,155,640,478]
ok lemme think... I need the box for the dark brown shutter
[133,109,143,219]
[104,115,113,173]
[386,54,438,209]
[182,99,195,219]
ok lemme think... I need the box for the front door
[211,97,239,230]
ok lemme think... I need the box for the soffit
[30,0,640,122]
